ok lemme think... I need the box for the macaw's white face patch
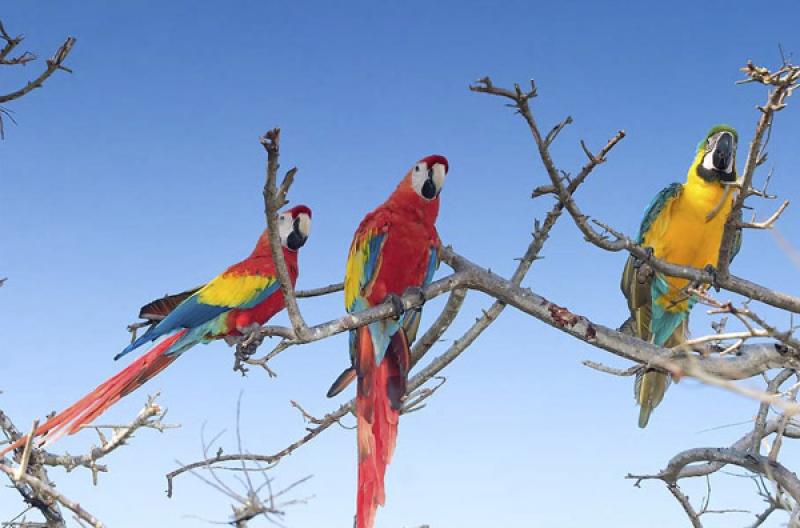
[697,130,737,183]
[278,212,294,246]
[411,161,447,200]
[280,211,311,251]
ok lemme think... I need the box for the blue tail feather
[116,324,163,360]
[116,325,203,361]
[650,274,692,346]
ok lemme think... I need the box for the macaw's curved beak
[286,217,308,250]
[713,132,736,182]
[421,168,438,199]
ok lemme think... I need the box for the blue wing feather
[117,295,227,359]
[422,245,439,287]
[118,280,281,360]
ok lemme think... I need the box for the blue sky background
[2,1,800,526]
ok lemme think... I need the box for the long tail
[355,326,409,528]
[635,369,670,428]
[621,316,671,428]
[1,330,187,456]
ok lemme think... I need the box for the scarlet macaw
[1,205,312,453]
[327,155,448,528]
[621,126,740,427]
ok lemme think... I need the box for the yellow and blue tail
[635,275,692,428]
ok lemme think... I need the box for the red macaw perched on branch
[327,155,448,528]
[1,205,312,455]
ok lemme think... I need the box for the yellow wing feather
[197,273,275,307]
[345,229,385,311]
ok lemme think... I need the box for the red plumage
[3,330,188,452]
[225,248,299,333]
[334,156,446,528]
[2,205,311,457]
[356,328,410,528]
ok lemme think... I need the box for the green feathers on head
[697,124,738,152]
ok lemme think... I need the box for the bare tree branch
[42,395,176,485]
[0,34,75,104]
[177,397,312,527]
[0,463,103,527]
[0,19,75,139]
[0,21,34,66]
[739,199,790,230]
[1,412,64,526]
[718,62,800,276]
[2,396,176,526]
[628,447,800,502]
[296,283,343,298]
[260,128,311,340]
[666,482,703,528]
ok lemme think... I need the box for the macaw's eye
[415,165,420,172]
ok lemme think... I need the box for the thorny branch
[0,21,35,66]
[625,370,800,526]
[260,128,311,340]
[0,19,75,138]
[178,397,311,527]
[0,462,102,527]
[1,412,64,526]
[1,396,176,526]
[47,395,177,484]
[717,61,800,277]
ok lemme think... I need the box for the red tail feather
[355,327,409,528]
[0,330,186,456]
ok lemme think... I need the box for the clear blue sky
[2,1,800,526]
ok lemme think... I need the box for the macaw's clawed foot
[403,285,426,308]
[230,324,265,375]
[385,293,406,320]
[618,316,636,336]
[633,246,655,268]
[232,323,263,348]
[633,247,655,284]
[704,264,720,292]
[632,247,654,284]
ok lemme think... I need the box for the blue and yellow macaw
[621,126,741,428]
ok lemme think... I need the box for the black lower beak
[713,133,733,172]
[421,176,438,200]
[286,230,307,250]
